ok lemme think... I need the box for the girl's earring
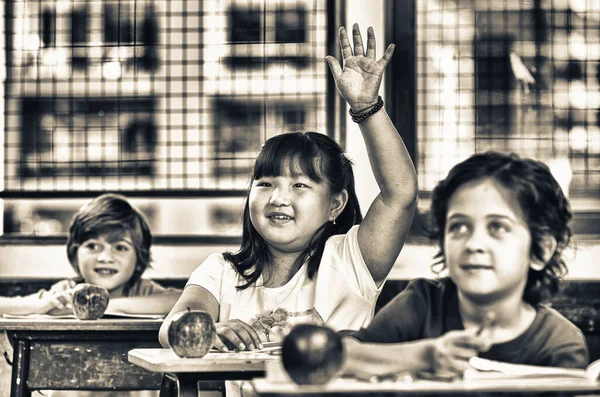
[332,217,336,225]
[529,259,546,271]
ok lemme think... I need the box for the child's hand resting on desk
[18,288,74,316]
[431,329,491,376]
[45,279,76,315]
[213,319,265,352]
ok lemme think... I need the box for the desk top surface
[0,317,163,331]
[252,377,600,395]
[129,348,279,373]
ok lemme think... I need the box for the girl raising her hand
[159,24,417,395]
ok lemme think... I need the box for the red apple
[281,324,345,385]
[72,283,110,320]
[168,309,216,358]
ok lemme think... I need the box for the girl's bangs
[253,138,324,182]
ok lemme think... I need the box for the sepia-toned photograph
[0,1,599,396]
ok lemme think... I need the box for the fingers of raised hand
[325,55,343,80]
[365,26,376,59]
[339,26,353,60]
[352,23,365,57]
[377,44,395,68]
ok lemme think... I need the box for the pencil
[476,312,496,336]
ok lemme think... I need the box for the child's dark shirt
[352,278,589,369]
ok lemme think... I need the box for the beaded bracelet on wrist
[349,96,384,123]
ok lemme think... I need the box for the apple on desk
[72,283,110,320]
[281,324,345,385]
[168,308,216,358]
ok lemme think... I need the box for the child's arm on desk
[343,328,491,379]
[0,290,72,316]
[106,290,182,315]
[342,336,434,378]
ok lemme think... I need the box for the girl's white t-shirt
[186,225,383,340]
[186,225,384,397]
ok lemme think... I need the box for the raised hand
[325,23,395,112]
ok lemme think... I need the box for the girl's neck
[458,290,537,343]
[263,251,303,288]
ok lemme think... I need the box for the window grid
[417,0,600,201]
[3,0,332,194]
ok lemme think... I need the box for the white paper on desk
[466,356,593,381]
[3,313,76,319]
[102,311,164,319]
[211,341,282,355]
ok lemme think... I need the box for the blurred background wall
[0,0,598,281]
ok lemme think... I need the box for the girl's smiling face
[249,167,341,256]
[444,178,534,303]
[76,231,137,297]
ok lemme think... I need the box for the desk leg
[159,374,177,397]
[160,373,199,397]
[10,339,31,397]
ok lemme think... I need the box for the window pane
[417,0,600,208]
[2,0,333,235]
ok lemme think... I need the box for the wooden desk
[0,317,164,397]
[252,376,600,396]
[128,348,279,397]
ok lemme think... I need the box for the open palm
[326,24,395,111]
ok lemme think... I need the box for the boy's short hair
[66,193,153,285]
[426,151,573,306]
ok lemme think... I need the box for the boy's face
[444,178,534,304]
[76,230,137,297]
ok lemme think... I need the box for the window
[275,7,307,43]
[225,2,311,68]
[388,0,600,237]
[229,6,262,43]
[1,0,342,238]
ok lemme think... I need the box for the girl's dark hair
[425,151,572,306]
[66,193,153,294]
[224,132,362,289]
